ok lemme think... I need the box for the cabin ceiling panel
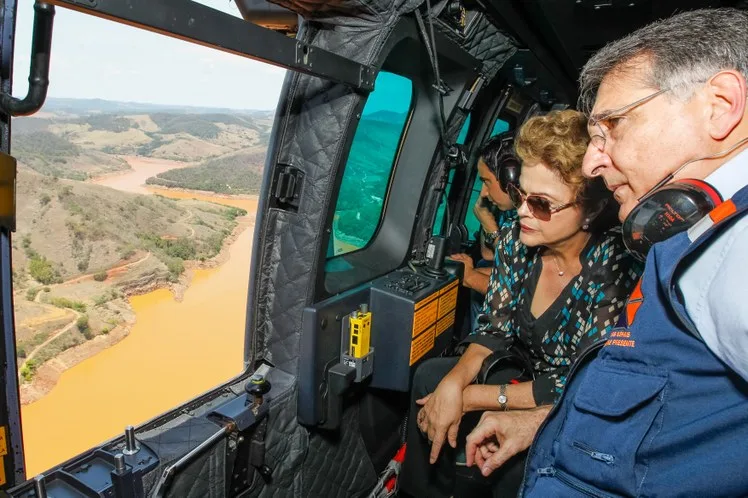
[265,0,438,24]
[453,14,516,80]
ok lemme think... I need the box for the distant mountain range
[12,98,273,183]
[41,97,275,118]
[12,97,410,200]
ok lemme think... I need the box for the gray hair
[578,8,748,115]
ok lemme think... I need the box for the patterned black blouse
[464,217,643,405]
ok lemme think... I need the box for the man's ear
[706,70,747,140]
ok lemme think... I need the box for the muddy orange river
[21,157,258,475]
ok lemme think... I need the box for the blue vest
[521,185,748,497]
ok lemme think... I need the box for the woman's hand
[415,377,465,464]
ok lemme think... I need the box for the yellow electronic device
[349,305,371,358]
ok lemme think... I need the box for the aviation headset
[622,179,722,261]
[619,137,748,260]
[480,131,521,193]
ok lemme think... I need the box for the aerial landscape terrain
[12,97,406,474]
[12,98,272,403]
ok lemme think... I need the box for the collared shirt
[679,149,748,381]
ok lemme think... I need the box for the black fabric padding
[140,416,227,498]
[301,403,378,497]
[245,3,517,496]
[265,0,446,24]
[252,6,422,378]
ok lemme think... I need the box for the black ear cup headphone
[620,136,748,260]
[622,179,722,261]
[481,131,521,193]
[498,149,521,193]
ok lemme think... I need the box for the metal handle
[0,2,54,116]
[150,422,235,498]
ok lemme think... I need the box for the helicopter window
[10,0,281,475]
[327,71,413,258]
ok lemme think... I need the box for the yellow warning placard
[0,426,7,457]
[412,298,438,337]
[414,292,438,311]
[436,309,456,336]
[0,456,5,486]
[441,279,459,294]
[410,326,435,365]
[438,285,458,319]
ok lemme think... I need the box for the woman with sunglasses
[400,110,643,498]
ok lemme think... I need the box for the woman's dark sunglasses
[507,183,576,221]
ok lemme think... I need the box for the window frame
[326,71,416,260]
[435,85,512,248]
[318,23,480,298]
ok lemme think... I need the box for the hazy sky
[11,0,286,110]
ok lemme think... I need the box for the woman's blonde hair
[514,109,589,199]
[515,109,617,231]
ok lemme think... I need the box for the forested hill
[13,98,273,183]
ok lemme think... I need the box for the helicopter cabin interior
[0,0,743,496]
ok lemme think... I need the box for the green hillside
[145,152,264,194]
[12,106,272,179]
[14,170,245,286]
[332,115,407,248]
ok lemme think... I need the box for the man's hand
[466,406,551,476]
[449,253,490,293]
[415,377,465,464]
[473,194,498,231]
[449,253,475,279]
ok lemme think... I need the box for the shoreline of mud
[146,185,259,201]
[88,155,196,182]
[19,215,254,405]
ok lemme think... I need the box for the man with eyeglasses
[463,8,748,497]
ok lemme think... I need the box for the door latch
[270,164,304,212]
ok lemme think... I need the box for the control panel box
[369,269,459,391]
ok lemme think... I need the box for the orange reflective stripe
[625,279,644,326]
[629,279,643,301]
[709,199,737,224]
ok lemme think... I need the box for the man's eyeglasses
[507,183,576,221]
[588,88,669,152]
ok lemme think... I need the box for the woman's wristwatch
[498,384,508,411]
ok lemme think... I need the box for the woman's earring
[582,218,590,231]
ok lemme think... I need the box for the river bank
[21,212,253,474]
[18,211,254,406]
[20,157,259,474]
[90,156,196,195]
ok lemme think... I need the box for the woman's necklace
[551,254,565,277]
